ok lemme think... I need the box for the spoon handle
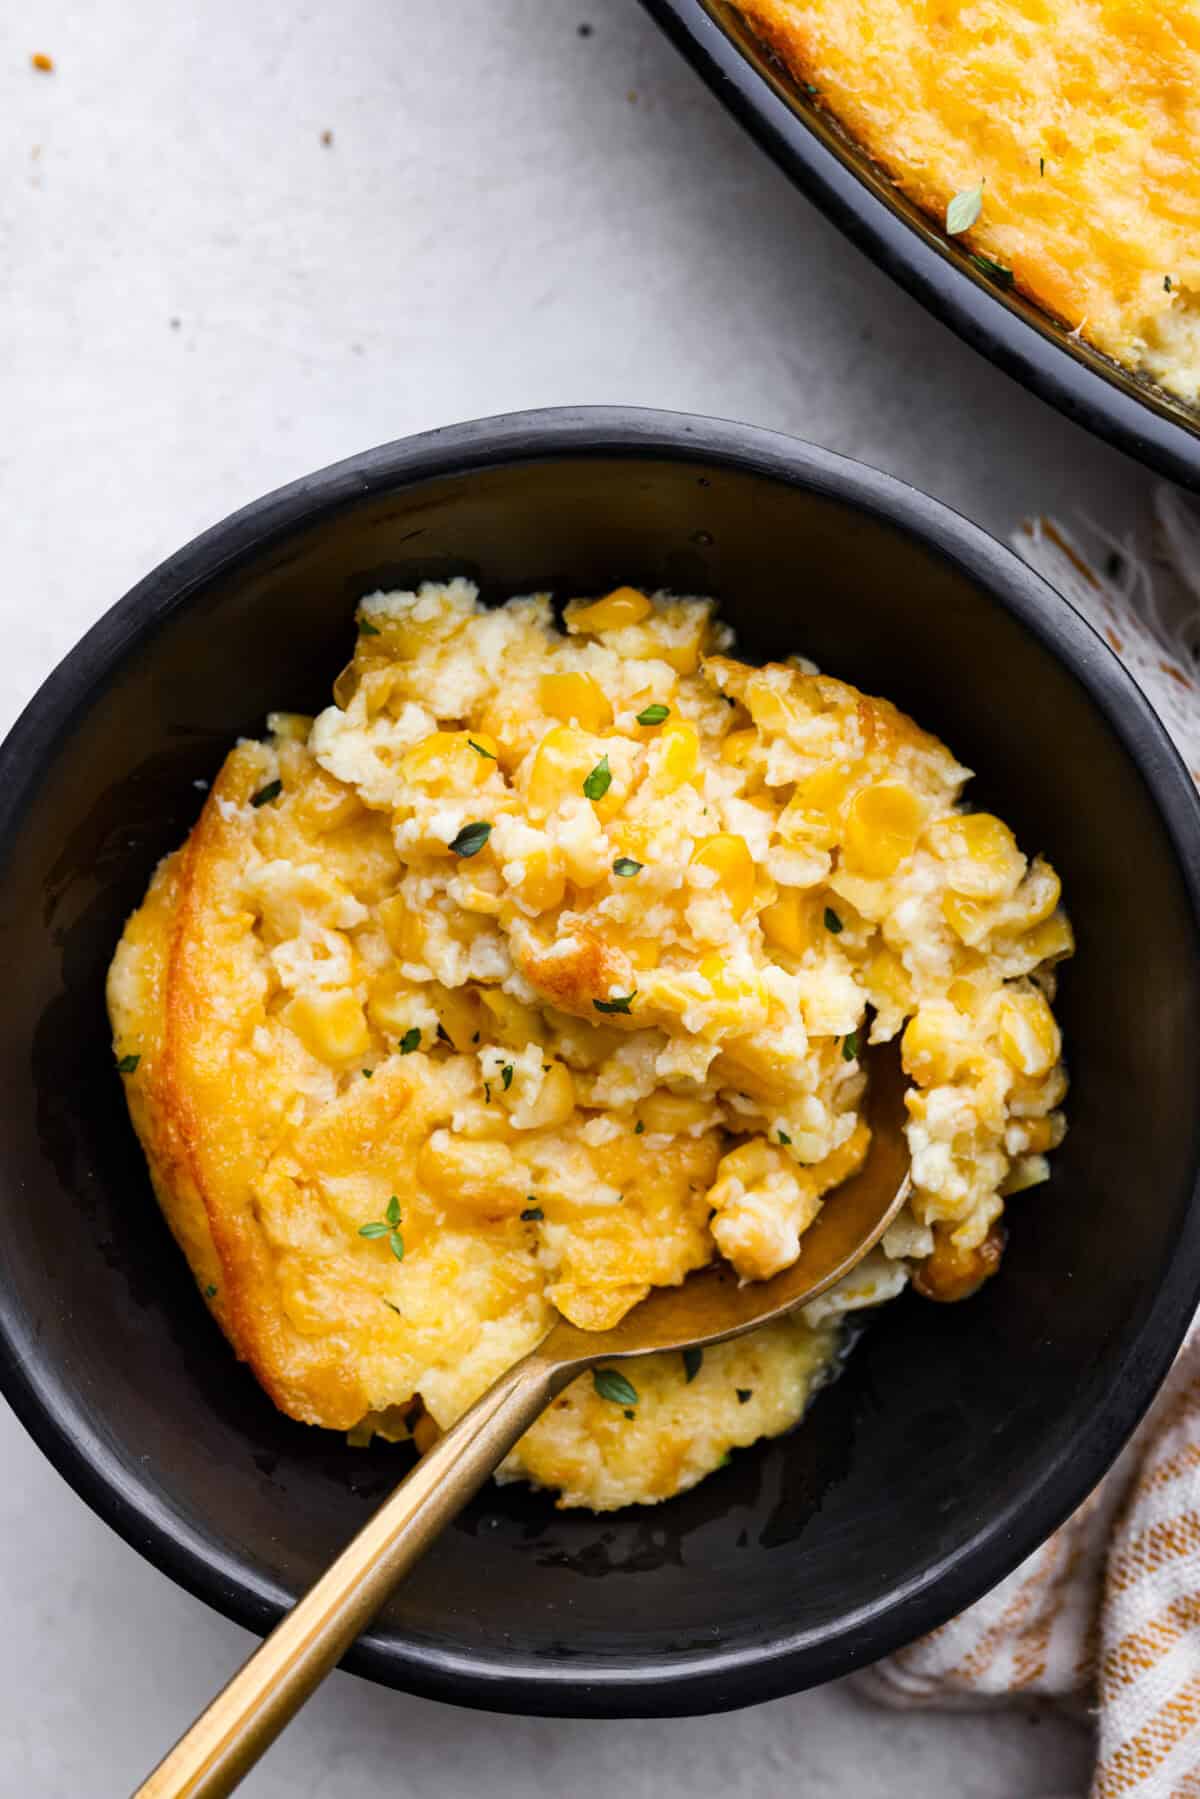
[133,1346,569,1798]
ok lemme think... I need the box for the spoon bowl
[137,1041,911,1798]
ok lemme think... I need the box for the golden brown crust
[735,0,1200,403]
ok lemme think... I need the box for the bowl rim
[640,0,1200,494]
[3,404,1200,1716]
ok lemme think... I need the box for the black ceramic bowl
[3,407,1200,1717]
[642,0,1200,492]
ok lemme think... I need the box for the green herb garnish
[501,1063,514,1091]
[594,991,636,1015]
[636,702,670,727]
[583,755,612,801]
[823,907,843,934]
[448,820,492,857]
[736,1387,753,1404]
[359,1196,405,1261]
[361,1068,373,1079]
[970,253,1014,289]
[1165,275,1174,293]
[1039,156,1045,177]
[682,1347,703,1383]
[204,1283,218,1298]
[612,857,643,877]
[594,1368,638,1407]
[623,1408,635,1420]
[635,1119,645,1134]
[521,1205,544,1222]
[250,779,283,808]
[399,1027,421,1055]
[116,1053,140,1074]
[778,1130,791,1145]
[842,1029,860,1062]
[946,181,983,236]
[437,1023,451,1044]
[358,618,381,637]
[468,739,496,760]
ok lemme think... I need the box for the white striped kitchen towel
[858,489,1200,1797]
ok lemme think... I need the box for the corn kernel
[942,890,992,947]
[566,587,652,633]
[367,970,422,1037]
[512,1061,576,1130]
[720,728,758,768]
[1013,858,1063,930]
[690,833,756,918]
[779,767,853,851]
[538,671,613,733]
[761,890,820,957]
[401,730,498,789]
[525,726,593,818]
[1023,910,1075,965]
[285,989,370,1064]
[901,1004,965,1087]
[432,984,487,1052]
[842,782,924,878]
[627,937,662,970]
[376,893,426,962]
[650,719,700,791]
[867,946,913,1009]
[996,988,1060,1076]
[927,812,1025,897]
[478,988,547,1048]
[512,847,566,914]
[637,1090,712,1134]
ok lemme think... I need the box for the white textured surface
[0,0,1131,1788]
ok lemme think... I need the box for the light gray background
[1,0,1144,1789]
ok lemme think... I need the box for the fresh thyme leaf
[842,1029,860,1062]
[521,1206,544,1222]
[635,1119,645,1134]
[448,820,492,858]
[361,1068,373,1079]
[468,739,496,760]
[583,755,612,801]
[594,991,636,1014]
[386,1196,401,1227]
[399,1027,421,1054]
[594,1368,638,1407]
[636,702,670,726]
[1165,275,1174,292]
[1039,156,1045,177]
[250,779,283,808]
[970,252,1014,289]
[383,1299,403,1315]
[204,1283,218,1298]
[359,1221,389,1239]
[823,907,844,934]
[736,1388,753,1404]
[358,618,381,636]
[778,1130,791,1145]
[946,181,983,235]
[612,857,643,877]
[682,1347,703,1383]
[116,1053,140,1074]
[388,1229,405,1262]
[501,1063,514,1091]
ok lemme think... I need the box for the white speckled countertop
[0,0,1127,1788]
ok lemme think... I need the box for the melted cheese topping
[734,0,1200,404]
[107,580,1071,1509]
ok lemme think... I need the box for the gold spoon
[135,1042,910,1798]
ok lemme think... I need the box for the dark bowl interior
[642,0,1200,493]
[2,408,1199,1716]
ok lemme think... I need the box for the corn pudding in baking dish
[732,0,1200,406]
[108,580,1072,1510]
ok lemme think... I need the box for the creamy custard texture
[108,581,1072,1510]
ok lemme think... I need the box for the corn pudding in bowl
[5,411,1199,1710]
[108,575,1071,1511]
